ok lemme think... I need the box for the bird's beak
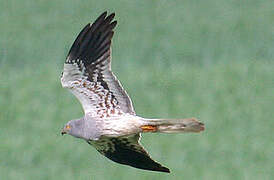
[61,130,67,135]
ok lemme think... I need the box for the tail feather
[141,118,205,133]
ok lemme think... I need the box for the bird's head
[61,123,72,135]
[61,119,84,138]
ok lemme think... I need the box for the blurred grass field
[0,0,273,179]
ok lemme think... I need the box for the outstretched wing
[87,134,170,173]
[61,12,135,118]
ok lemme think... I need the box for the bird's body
[61,12,204,173]
[66,114,142,141]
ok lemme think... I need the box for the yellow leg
[140,125,157,132]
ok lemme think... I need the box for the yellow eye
[65,125,71,130]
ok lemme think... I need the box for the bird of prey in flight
[61,11,205,173]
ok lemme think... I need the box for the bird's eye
[65,125,71,129]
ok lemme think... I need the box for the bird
[60,11,205,173]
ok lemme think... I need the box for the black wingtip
[147,163,170,173]
[99,11,108,19]
[66,11,117,64]
[157,166,170,173]
[107,12,115,21]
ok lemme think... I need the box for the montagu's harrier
[61,12,205,173]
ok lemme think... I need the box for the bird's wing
[61,12,135,117]
[87,134,170,173]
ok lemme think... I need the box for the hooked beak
[61,130,67,135]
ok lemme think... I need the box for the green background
[1,0,273,179]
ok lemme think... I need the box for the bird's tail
[140,118,205,133]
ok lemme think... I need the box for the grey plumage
[61,11,204,173]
